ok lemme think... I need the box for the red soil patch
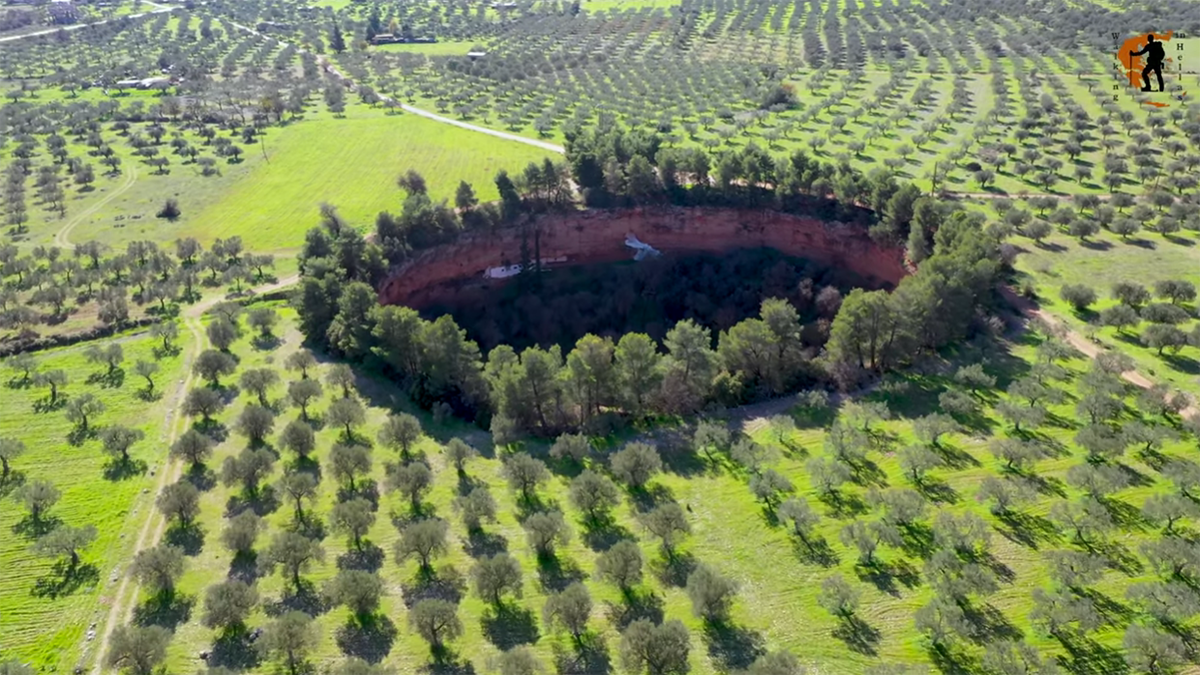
[379,206,909,308]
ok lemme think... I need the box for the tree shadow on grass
[1135,446,1170,472]
[931,442,981,470]
[292,455,322,480]
[1115,462,1155,489]
[656,430,706,478]
[854,558,921,598]
[32,396,67,414]
[135,387,163,403]
[976,551,1016,585]
[337,542,385,572]
[5,375,34,390]
[927,642,977,675]
[481,603,539,650]
[537,553,587,592]
[995,510,1061,550]
[629,484,675,514]
[962,602,1021,643]
[12,514,61,539]
[164,523,205,556]
[1079,587,1134,627]
[400,565,466,609]
[66,425,97,447]
[290,515,327,542]
[337,481,380,510]
[264,581,326,617]
[419,658,477,675]
[818,491,868,518]
[31,560,99,599]
[605,590,665,630]
[456,472,483,497]
[194,419,228,443]
[228,552,260,584]
[1015,472,1068,499]
[85,369,124,389]
[103,457,147,481]
[336,614,399,664]
[793,536,839,567]
[1084,539,1143,576]
[225,486,281,518]
[0,471,25,499]
[132,593,194,630]
[252,334,283,352]
[464,529,507,559]
[553,634,612,675]
[185,465,218,492]
[1056,632,1130,675]
[703,621,766,672]
[832,615,881,655]
[1162,353,1200,375]
[847,457,889,489]
[208,630,262,669]
[898,523,937,560]
[582,516,634,552]
[651,551,697,588]
[1098,497,1148,532]
[915,478,960,505]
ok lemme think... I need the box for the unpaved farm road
[85,274,297,674]
[1000,286,1198,418]
[53,164,139,249]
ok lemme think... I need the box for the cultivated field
[4,0,1200,674]
[0,332,184,669]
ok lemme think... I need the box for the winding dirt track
[86,274,297,674]
[54,164,138,249]
[999,286,1198,418]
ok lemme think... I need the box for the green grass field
[56,104,554,253]
[373,40,484,56]
[1012,220,1200,400]
[0,330,184,671]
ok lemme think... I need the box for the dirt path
[999,285,1198,417]
[54,164,139,249]
[87,274,298,674]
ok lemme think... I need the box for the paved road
[222,18,566,155]
[0,1,170,44]
[397,103,565,153]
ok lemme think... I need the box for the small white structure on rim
[483,256,568,279]
[483,263,523,279]
[624,233,660,261]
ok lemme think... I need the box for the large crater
[379,206,909,310]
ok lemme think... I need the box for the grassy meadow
[0,330,185,671]
[172,106,553,251]
[1011,215,1200,400]
[10,101,553,256]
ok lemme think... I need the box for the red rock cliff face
[378,207,909,308]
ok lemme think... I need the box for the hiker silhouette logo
[1114,31,1186,107]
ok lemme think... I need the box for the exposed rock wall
[379,207,909,307]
